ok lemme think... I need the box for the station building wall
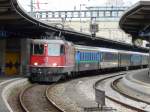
[5,38,21,76]
[0,38,30,76]
[47,21,132,44]
[0,39,6,75]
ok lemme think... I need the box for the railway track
[112,77,150,105]
[95,72,148,112]
[19,84,64,112]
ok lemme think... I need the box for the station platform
[116,68,150,104]
[131,69,150,84]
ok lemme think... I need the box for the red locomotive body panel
[30,55,66,67]
[47,56,65,67]
[30,55,45,66]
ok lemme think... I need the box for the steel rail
[94,72,147,112]
[112,77,150,105]
[46,84,66,112]
[19,84,35,112]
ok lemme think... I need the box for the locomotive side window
[60,45,65,55]
[31,44,44,55]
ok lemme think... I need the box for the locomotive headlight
[52,63,57,66]
[34,62,38,66]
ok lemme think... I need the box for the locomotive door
[5,52,20,76]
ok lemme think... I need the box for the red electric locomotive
[29,39,74,82]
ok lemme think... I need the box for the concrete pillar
[0,39,6,75]
[20,39,30,76]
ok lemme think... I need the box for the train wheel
[73,72,77,78]
[61,74,67,81]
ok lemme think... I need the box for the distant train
[29,39,149,82]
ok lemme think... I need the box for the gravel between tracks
[22,85,60,112]
[47,69,147,112]
[47,72,126,112]
[48,83,83,112]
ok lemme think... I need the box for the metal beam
[31,6,128,19]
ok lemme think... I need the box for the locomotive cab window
[48,44,65,56]
[31,43,44,55]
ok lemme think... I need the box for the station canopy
[0,0,148,52]
[0,0,62,37]
[119,1,150,41]
[0,0,96,38]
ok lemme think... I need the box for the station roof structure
[119,1,150,41]
[0,0,148,52]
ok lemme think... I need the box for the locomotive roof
[30,39,67,44]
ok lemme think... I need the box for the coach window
[80,52,81,61]
[85,52,87,61]
[87,52,90,60]
[80,52,82,61]
[89,53,91,60]
[84,53,86,61]
[83,52,85,61]
[82,52,84,61]
[97,53,99,60]
[93,53,95,61]
[94,53,96,60]
[86,52,88,61]
[90,53,92,61]
[93,53,95,60]
[84,52,85,61]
